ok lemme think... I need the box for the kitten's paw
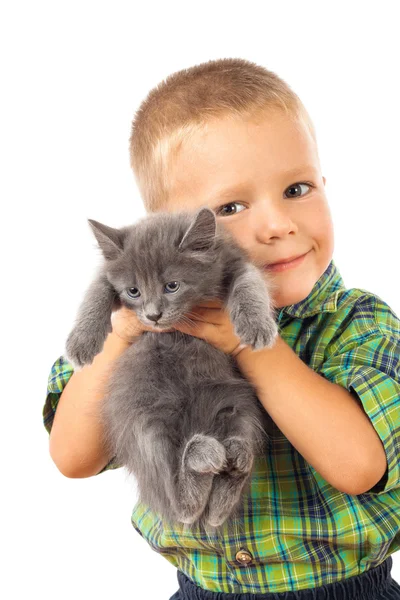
[223,437,254,474]
[234,314,278,350]
[65,329,105,368]
[183,434,227,474]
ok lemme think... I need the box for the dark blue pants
[170,556,400,599]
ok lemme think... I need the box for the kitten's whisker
[177,315,213,346]
[186,311,208,324]
[175,313,196,325]
[177,315,197,328]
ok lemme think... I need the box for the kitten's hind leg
[177,434,227,525]
[205,437,253,527]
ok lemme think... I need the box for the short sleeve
[43,355,122,474]
[317,295,400,494]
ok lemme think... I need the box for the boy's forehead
[168,112,320,206]
[178,110,315,157]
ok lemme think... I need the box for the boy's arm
[235,335,388,495]
[49,331,131,478]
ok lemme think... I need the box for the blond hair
[129,58,316,213]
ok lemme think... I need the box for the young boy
[43,58,400,599]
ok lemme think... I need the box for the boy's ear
[88,219,125,261]
[178,207,216,252]
[323,176,326,186]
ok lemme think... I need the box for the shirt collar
[278,259,346,320]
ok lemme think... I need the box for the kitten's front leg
[65,266,116,368]
[227,263,279,350]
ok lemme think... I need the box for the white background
[1,1,399,598]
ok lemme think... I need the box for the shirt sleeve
[317,294,400,495]
[43,355,122,475]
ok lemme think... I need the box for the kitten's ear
[88,219,125,261]
[178,207,216,252]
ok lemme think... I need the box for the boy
[44,58,400,597]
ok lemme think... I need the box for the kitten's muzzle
[143,312,174,330]
[146,311,163,322]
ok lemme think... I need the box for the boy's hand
[111,306,174,344]
[172,300,242,355]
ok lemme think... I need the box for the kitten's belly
[147,331,238,382]
[111,330,274,456]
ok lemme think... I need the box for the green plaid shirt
[43,259,400,594]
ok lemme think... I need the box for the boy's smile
[166,109,334,308]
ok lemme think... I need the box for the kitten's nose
[146,312,163,322]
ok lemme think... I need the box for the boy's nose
[146,311,163,322]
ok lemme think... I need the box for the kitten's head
[88,207,228,329]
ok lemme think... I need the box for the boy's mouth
[264,250,310,272]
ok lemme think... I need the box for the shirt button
[235,549,253,565]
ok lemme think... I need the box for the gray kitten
[65,207,279,529]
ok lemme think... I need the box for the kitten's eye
[215,202,245,217]
[164,281,180,293]
[284,182,313,198]
[127,287,140,298]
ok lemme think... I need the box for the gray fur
[65,207,279,529]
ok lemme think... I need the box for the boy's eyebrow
[209,165,317,201]
[282,165,318,178]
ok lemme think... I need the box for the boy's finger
[186,308,225,325]
[195,300,224,308]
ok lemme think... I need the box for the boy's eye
[284,182,313,198]
[215,182,314,217]
[215,202,245,217]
